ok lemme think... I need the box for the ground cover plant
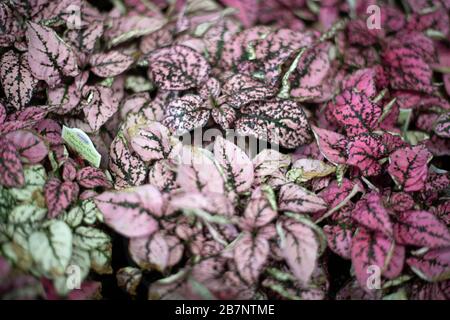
[0,0,450,300]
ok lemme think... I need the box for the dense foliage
[0,0,450,300]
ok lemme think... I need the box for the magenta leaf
[323,225,352,260]
[5,130,49,164]
[34,119,62,146]
[26,22,79,87]
[0,51,38,110]
[44,178,79,218]
[352,192,393,236]
[0,138,25,188]
[76,167,112,189]
[62,159,77,182]
[291,42,332,100]
[236,99,312,149]
[342,68,377,99]
[346,133,386,176]
[148,45,210,91]
[394,210,450,249]
[82,85,119,132]
[389,192,415,212]
[434,112,450,138]
[94,185,163,238]
[383,244,405,279]
[279,182,327,214]
[407,248,450,282]
[90,51,134,78]
[383,46,433,94]
[387,144,432,192]
[351,228,393,291]
[333,90,381,137]
[311,126,348,164]
[162,95,209,135]
[213,136,254,193]
[233,232,269,284]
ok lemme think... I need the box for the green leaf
[28,220,73,276]
[9,204,46,224]
[9,165,47,201]
[73,226,111,251]
[90,244,113,274]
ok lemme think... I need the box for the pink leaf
[0,102,5,124]
[407,247,450,282]
[394,210,450,249]
[291,42,331,100]
[351,228,393,291]
[90,51,134,78]
[342,68,377,99]
[221,74,277,108]
[148,45,210,90]
[434,112,450,138]
[109,135,147,188]
[162,95,209,135]
[26,22,79,87]
[236,99,312,149]
[383,46,433,94]
[148,160,177,191]
[280,218,319,285]
[324,225,352,260]
[34,119,62,146]
[213,136,254,193]
[233,232,269,284]
[129,122,174,162]
[5,130,48,164]
[76,167,112,189]
[176,146,225,195]
[44,178,79,218]
[387,144,432,192]
[129,232,170,271]
[94,185,163,238]
[333,90,381,137]
[82,85,119,132]
[389,192,415,212]
[221,0,259,27]
[211,104,236,129]
[47,83,81,115]
[352,192,393,236]
[279,183,327,214]
[66,22,104,55]
[0,51,38,110]
[311,126,348,164]
[346,133,386,176]
[0,138,24,188]
[62,159,77,182]
[255,28,314,85]
[241,186,277,229]
[383,244,405,279]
